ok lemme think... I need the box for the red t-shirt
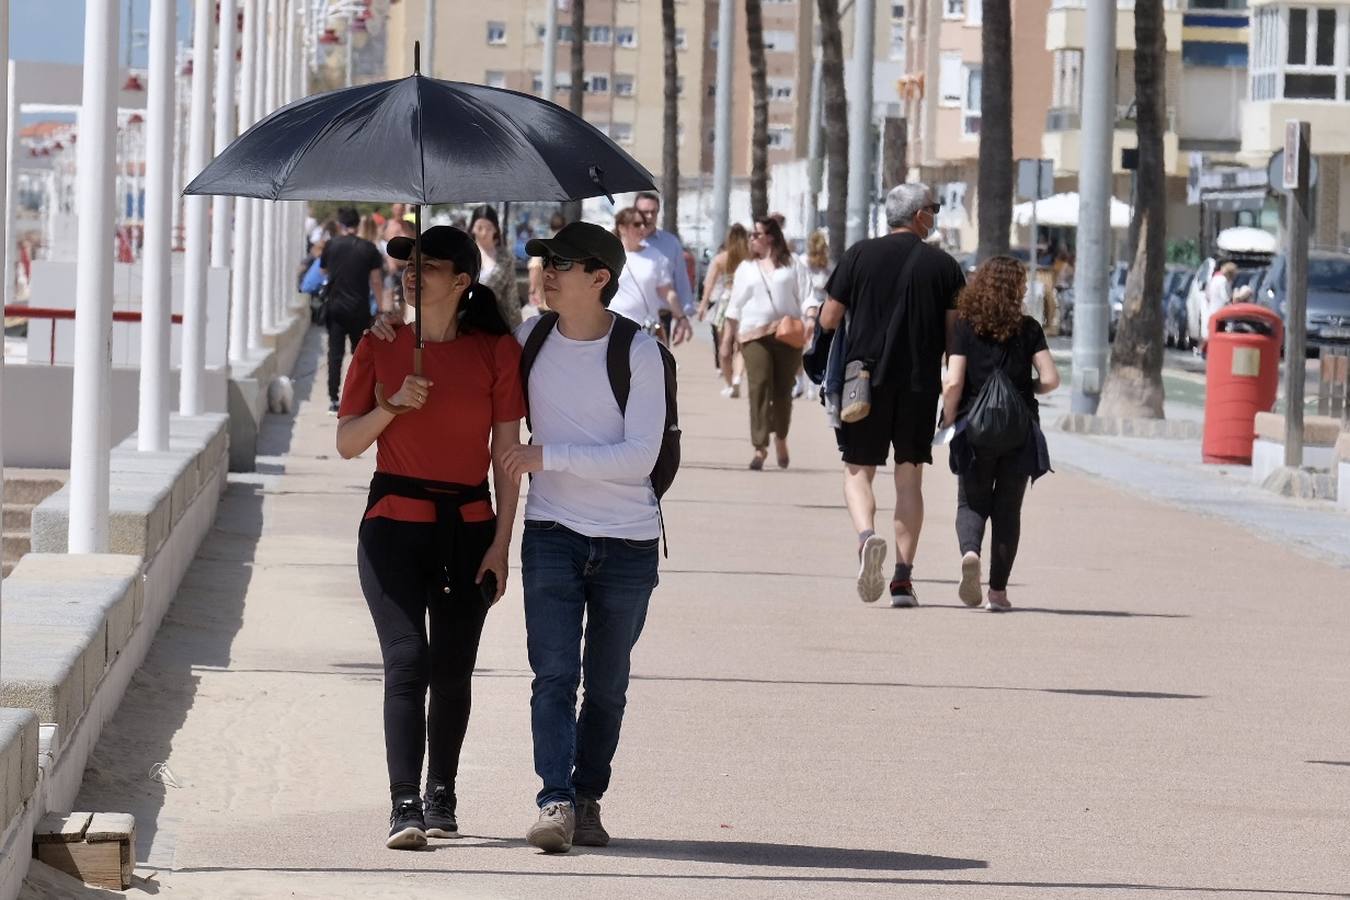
[339,327,525,523]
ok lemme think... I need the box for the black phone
[479,571,498,605]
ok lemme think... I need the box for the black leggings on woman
[956,451,1029,591]
[357,516,493,803]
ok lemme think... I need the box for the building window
[768,78,794,101]
[966,0,982,25]
[944,0,965,19]
[939,52,963,106]
[615,74,636,97]
[892,3,906,18]
[676,75,686,96]
[1052,49,1083,110]
[612,122,634,145]
[763,30,797,53]
[587,25,612,45]
[888,24,906,62]
[486,21,506,45]
[962,65,982,136]
[1252,6,1347,102]
[675,27,687,50]
[531,71,544,93]
[616,27,637,48]
[586,73,610,94]
[767,125,793,149]
[484,70,506,88]
[556,24,575,43]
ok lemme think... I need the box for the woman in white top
[698,223,751,397]
[610,207,688,342]
[722,216,812,470]
[470,205,522,330]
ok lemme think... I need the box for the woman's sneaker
[386,798,427,851]
[574,796,610,847]
[986,589,1012,612]
[526,802,575,853]
[958,552,983,607]
[423,785,458,838]
[856,534,888,603]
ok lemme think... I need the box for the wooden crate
[33,812,135,891]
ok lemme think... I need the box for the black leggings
[956,451,1030,591]
[357,517,493,803]
[327,308,370,403]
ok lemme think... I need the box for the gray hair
[884,183,933,228]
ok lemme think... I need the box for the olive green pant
[741,335,802,450]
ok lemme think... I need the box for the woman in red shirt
[336,226,524,851]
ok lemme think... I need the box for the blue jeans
[521,520,659,808]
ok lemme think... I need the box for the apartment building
[384,0,710,182]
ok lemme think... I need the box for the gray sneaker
[526,802,575,853]
[574,796,610,847]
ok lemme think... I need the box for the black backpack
[520,312,681,536]
[964,344,1032,454]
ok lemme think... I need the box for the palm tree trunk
[817,0,848,261]
[976,0,1012,263]
[1100,0,1166,419]
[661,0,680,234]
[745,0,769,220]
[561,0,586,224]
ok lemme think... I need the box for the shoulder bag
[757,263,807,349]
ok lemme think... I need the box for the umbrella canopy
[1012,192,1133,229]
[184,74,655,203]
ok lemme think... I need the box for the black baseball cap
[387,225,480,280]
[525,222,626,277]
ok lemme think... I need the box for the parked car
[1052,263,1125,340]
[1163,266,1195,348]
[1257,251,1350,354]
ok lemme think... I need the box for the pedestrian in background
[723,216,811,471]
[940,256,1059,611]
[611,207,691,344]
[634,192,695,324]
[818,183,965,607]
[1201,259,1237,355]
[796,230,831,400]
[470,205,523,331]
[698,223,750,398]
[321,207,387,414]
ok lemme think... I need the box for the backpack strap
[519,311,561,431]
[605,314,640,415]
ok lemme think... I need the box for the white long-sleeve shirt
[515,314,666,539]
[726,257,812,333]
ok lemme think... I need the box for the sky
[11,0,198,67]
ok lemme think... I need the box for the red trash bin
[1202,303,1284,464]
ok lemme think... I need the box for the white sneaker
[856,535,887,604]
[720,386,735,399]
[958,553,983,607]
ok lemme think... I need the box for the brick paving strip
[37,328,1350,899]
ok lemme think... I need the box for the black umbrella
[185,43,655,412]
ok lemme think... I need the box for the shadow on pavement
[1011,607,1191,619]
[1307,760,1350,767]
[596,838,985,871]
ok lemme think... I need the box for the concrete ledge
[1262,465,1340,501]
[0,710,38,828]
[3,555,144,662]
[0,627,100,740]
[228,306,309,472]
[1338,434,1350,512]
[1253,412,1342,446]
[1056,413,1203,440]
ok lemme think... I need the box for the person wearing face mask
[818,183,966,609]
[336,225,524,852]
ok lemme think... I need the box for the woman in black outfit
[336,226,525,850]
[941,256,1061,612]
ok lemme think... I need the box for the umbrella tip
[414,41,421,75]
[588,165,614,206]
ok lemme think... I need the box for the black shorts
[838,386,940,467]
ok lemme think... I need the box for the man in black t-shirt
[320,207,387,413]
[818,183,965,608]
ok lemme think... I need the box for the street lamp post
[711,0,735,253]
[845,0,875,247]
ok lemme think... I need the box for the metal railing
[1044,105,1178,133]
[1318,346,1350,423]
[5,305,183,366]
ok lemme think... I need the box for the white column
[1,2,9,628]
[138,0,177,452]
[260,0,280,334]
[231,0,258,361]
[278,0,297,326]
[69,0,121,553]
[212,0,238,271]
[246,0,267,350]
[180,0,215,415]
[5,61,18,310]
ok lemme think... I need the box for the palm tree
[1100,0,1166,418]
[745,0,769,220]
[561,0,587,224]
[817,0,848,261]
[661,0,680,234]
[976,0,1012,263]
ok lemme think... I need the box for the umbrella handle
[374,349,423,415]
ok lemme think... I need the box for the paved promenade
[34,327,1350,899]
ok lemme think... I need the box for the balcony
[1045,105,1179,134]
[1046,2,1182,53]
[1043,110,1183,178]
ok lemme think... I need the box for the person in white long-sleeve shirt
[498,221,666,856]
[1202,260,1237,353]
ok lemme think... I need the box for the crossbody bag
[756,262,807,349]
[840,239,925,424]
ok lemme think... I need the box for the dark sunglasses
[923,202,943,214]
[544,255,587,272]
